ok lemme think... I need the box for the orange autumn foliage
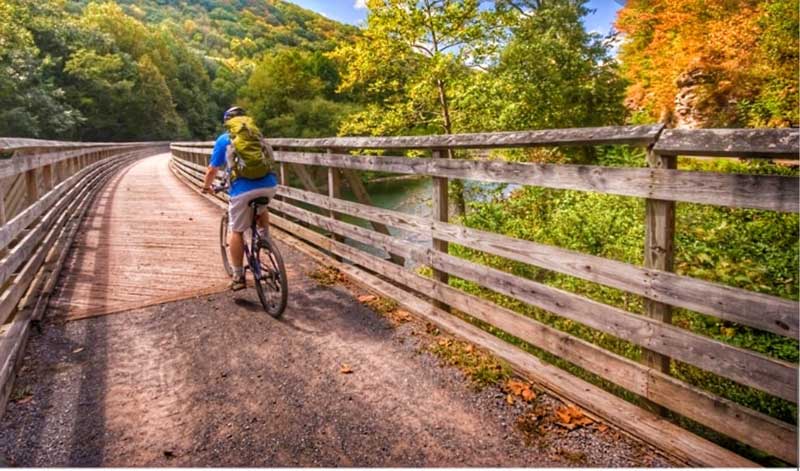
[616,0,798,127]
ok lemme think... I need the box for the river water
[339,176,518,267]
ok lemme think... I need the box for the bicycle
[212,183,288,318]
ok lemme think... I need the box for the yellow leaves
[555,404,593,430]
[357,294,377,303]
[339,364,354,374]
[504,379,536,402]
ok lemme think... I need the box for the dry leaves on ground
[357,295,377,303]
[555,404,593,430]
[340,364,354,374]
[505,379,537,402]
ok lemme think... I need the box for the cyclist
[203,106,278,291]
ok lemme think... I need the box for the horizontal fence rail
[170,124,798,466]
[0,138,168,414]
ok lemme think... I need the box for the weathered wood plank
[327,163,344,258]
[654,128,799,159]
[0,153,140,297]
[431,149,450,299]
[268,211,796,463]
[642,152,676,406]
[267,124,664,150]
[272,198,798,402]
[265,213,758,467]
[0,144,164,180]
[0,156,125,325]
[429,250,797,403]
[272,185,798,339]
[274,151,799,213]
[0,138,166,153]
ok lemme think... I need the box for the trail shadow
[232,297,262,313]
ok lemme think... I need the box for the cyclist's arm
[202,166,218,193]
[204,134,228,192]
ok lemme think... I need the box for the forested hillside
[0,0,356,141]
[2,0,796,142]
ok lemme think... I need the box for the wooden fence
[171,124,799,467]
[0,138,168,413]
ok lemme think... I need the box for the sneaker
[230,275,246,291]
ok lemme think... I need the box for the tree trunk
[435,78,466,217]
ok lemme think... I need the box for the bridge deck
[0,155,672,466]
[48,154,228,320]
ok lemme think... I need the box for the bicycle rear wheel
[253,237,288,318]
[220,213,232,277]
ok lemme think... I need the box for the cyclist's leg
[227,194,251,290]
[254,186,277,232]
[228,230,245,268]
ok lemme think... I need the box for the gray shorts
[228,187,277,232]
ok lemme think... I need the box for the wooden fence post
[279,162,287,189]
[0,180,7,257]
[42,164,54,192]
[642,148,676,414]
[24,169,39,206]
[327,149,344,261]
[432,148,450,311]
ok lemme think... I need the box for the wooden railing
[170,125,799,466]
[0,138,168,412]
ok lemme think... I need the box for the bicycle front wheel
[253,237,288,318]
[220,213,233,277]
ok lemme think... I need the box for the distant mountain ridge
[103,0,358,60]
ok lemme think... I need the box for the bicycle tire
[253,237,288,318]
[220,213,233,277]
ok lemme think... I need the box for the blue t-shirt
[210,133,277,197]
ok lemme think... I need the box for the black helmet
[223,106,246,123]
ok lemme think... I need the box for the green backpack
[224,116,273,181]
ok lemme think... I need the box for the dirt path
[1,154,675,466]
[1,237,673,466]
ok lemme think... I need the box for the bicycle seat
[248,197,271,207]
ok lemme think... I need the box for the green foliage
[331,0,500,136]
[0,0,357,140]
[453,148,799,423]
[456,0,627,135]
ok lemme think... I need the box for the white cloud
[354,0,367,9]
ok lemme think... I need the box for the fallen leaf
[357,295,377,303]
[72,347,84,354]
[597,424,609,432]
[506,393,515,405]
[506,379,526,395]
[555,404,593,430]
[394,310,411,321]
[340,364,353,374]
[15,395,33,405]
[464,344,474,353]
[521,388,536,402]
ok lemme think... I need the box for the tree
[0,0,82,138]
[455,0,626,162]
[332,0,500,214]
[616,0,798,127]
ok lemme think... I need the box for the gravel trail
[0,239,675,467]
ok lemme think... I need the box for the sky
[284,0,624,37]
